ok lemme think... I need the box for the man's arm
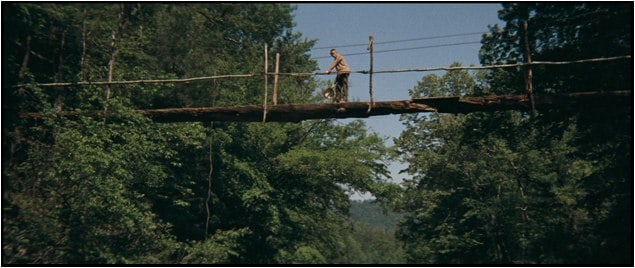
[326,55,342,74]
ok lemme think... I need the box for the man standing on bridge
[325,48,350,103]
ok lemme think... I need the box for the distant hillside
[349,200,403,230]
[347,200,406,263]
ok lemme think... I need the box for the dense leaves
[2,3,396,264]
[396,3,631,264]
[3,3,631,265]
[349,200,403,230]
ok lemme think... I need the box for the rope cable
[18,55,630,88]
[313,40,483,59]
[312,31,485,50]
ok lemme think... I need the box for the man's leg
[335,75,343,102]
[341,74,349,102]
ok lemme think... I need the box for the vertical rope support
[105,4,126,115]
[523,20,537,117]
[105,28,115,110]
[205,77,218,238]
[80,9,88,82]
[263,44,268,122]
[205,122,214,238]
[273,53,280,105]
[367,34,375,113]
[520,20,534,258]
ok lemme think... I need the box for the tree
[395,3,632,264]
[2,3,397,264]
[480,3,632,263]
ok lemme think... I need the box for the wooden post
[263,43,268,122]
[367,34,375,112]
[106,4,123,113]
[273,53,280,105]
[523,20,536,117]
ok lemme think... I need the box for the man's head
[330,49,338,58]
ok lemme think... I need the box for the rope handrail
[17,55,631,88]
[17,74,256,88]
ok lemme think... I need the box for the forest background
[2,2,632,264]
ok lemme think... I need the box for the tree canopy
[2,3,398,264]
[395,3,631,264]
[2,2,631,265]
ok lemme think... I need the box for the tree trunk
[18,35,31,83]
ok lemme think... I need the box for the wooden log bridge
[21,91,631,123]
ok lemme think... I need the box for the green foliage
[480,3,631,95]
[396,3,632,264]
[279,245,327,264]
[348,222,406,264]
[4,101,182,264]
[349,200,403,231]
[2,3,398,265]
[6,2,628,265]
[181,228,251,264]
[397,110,601,263]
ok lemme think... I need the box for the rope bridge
[18,55,631,88]
[21,90,631,123]
[16,55,632,123]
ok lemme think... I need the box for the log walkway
[20,90,631,123]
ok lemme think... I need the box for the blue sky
[292,3,504,198]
